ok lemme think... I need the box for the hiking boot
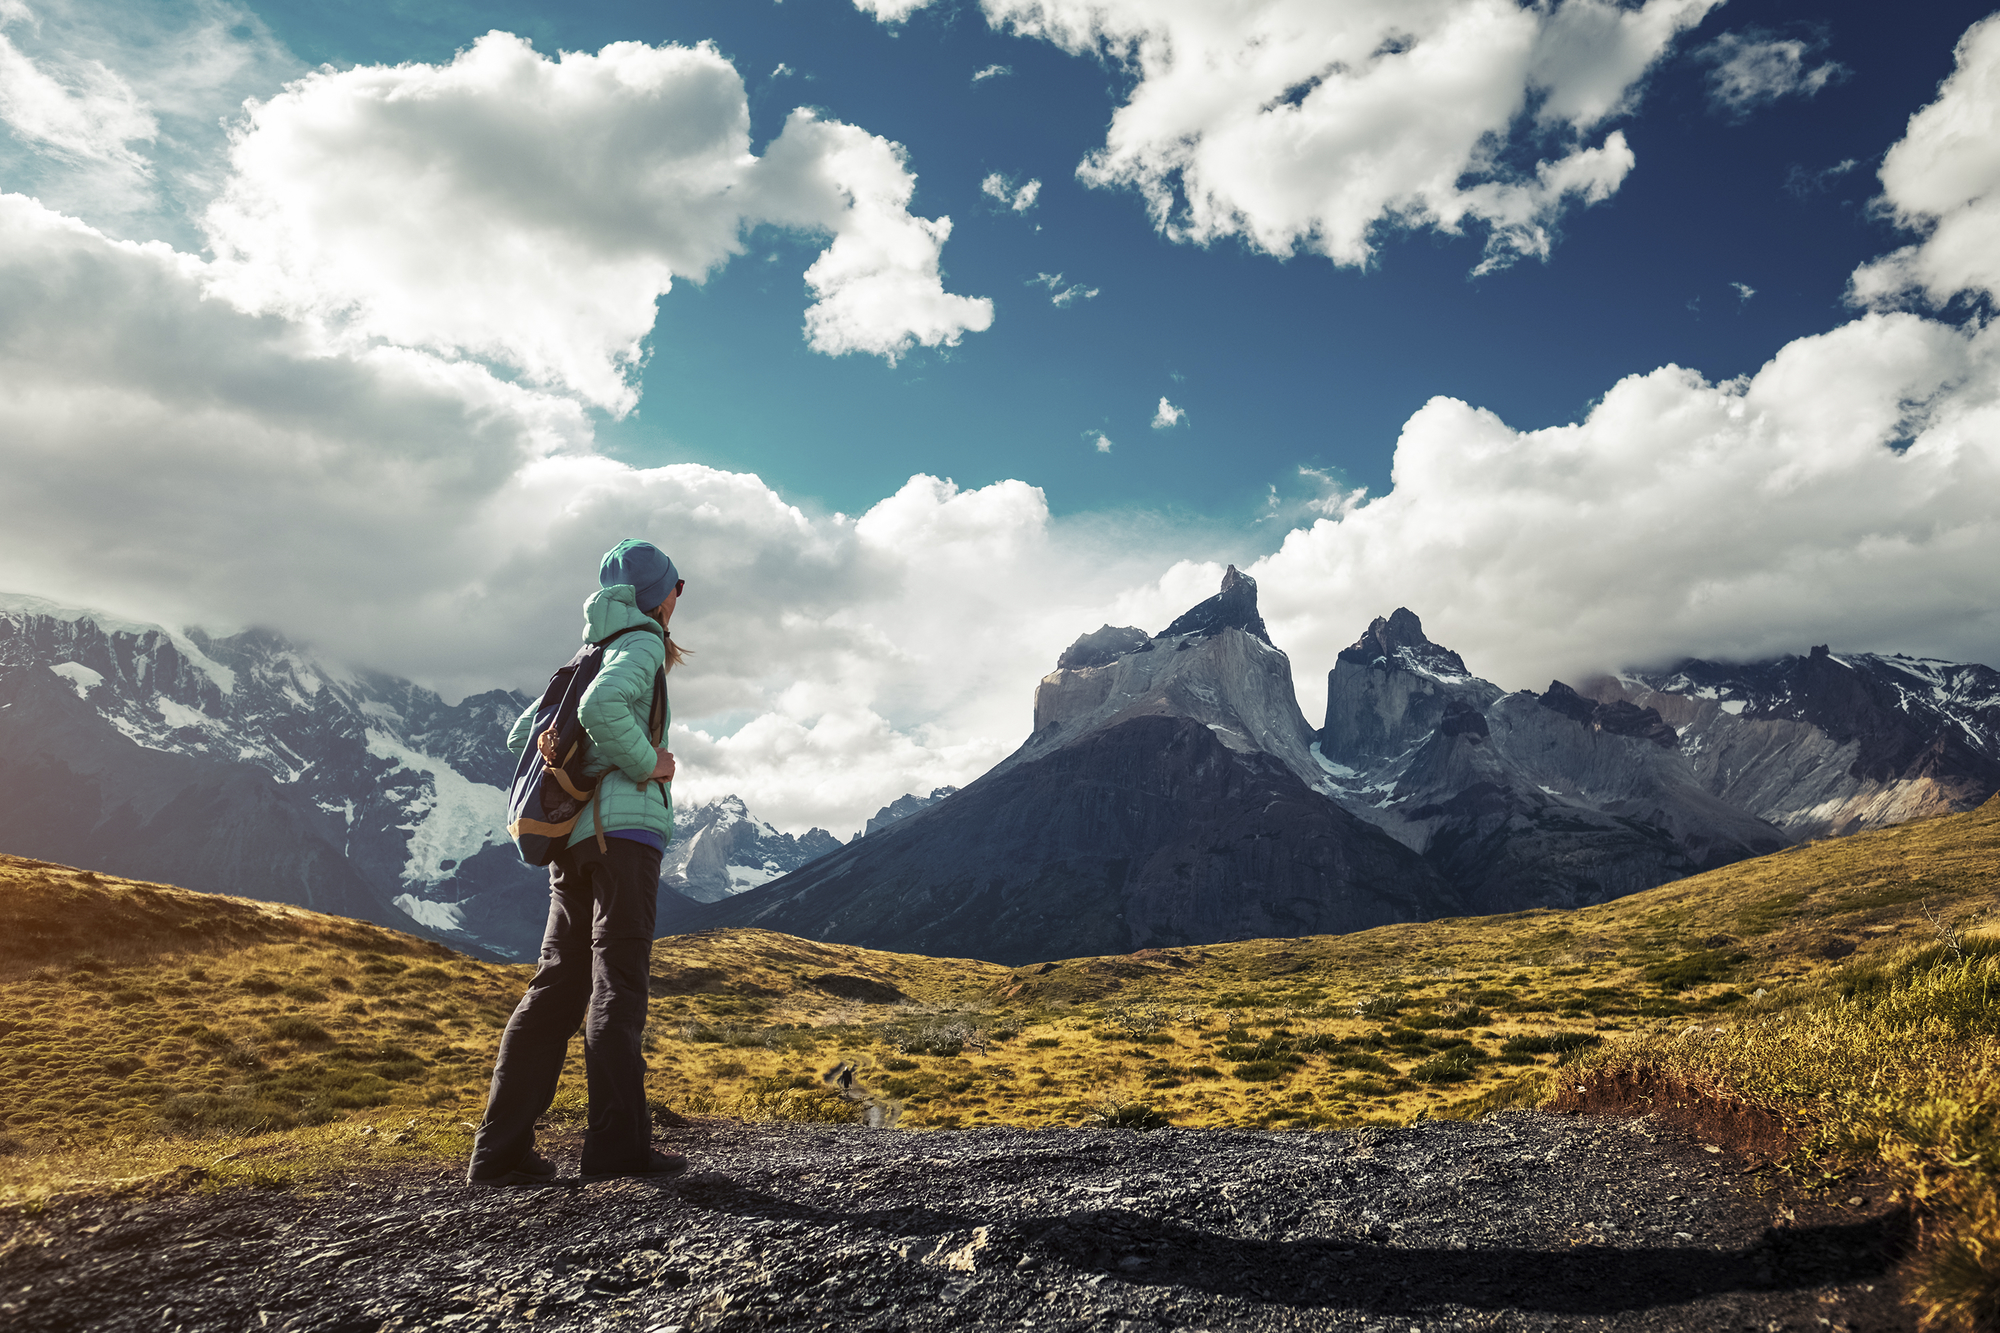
[581,1148,688,1182]
[466,1150,560,1189]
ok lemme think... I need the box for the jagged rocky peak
[1337,607,1469,678]
[1320,609,1501,765]
[865,786,959,836]
[1057,625,1152,671]
[1538,680,1678,749]
[1157,565,1271,645]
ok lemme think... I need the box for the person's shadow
[641,1172,1906,1320]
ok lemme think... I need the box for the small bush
[1354,995,1405,1020]
[282,985,327,1003]
[1186,1065,1222,1080]
[1092,1103,1171,1130]
[1500,1032,1602,1057]
[1026,1037,1061,1049]
[1409,1053,1477,1084]
[235,976,283,996]
[266,1016,333,1044]
[1642,950,1741,991]
[1233,1061,1290,1082]
[880,1057,919,1072]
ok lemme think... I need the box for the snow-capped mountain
[1311,611,2000,913]
[662,795,843,903]
[0,594,541,958]
[1599,647,2000,837]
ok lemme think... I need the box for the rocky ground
[1,1111,1911,1332]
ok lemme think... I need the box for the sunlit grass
[1554,936,2000,1332]
[2,794,1996,1324]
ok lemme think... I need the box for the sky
[1,0,1997,837]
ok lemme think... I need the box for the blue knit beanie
[599,539,681,613]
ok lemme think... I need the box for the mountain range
[682,570,2000,962]
[0,594,937,958]
[5,582,1998,966]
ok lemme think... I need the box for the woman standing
[467,539,687,1186]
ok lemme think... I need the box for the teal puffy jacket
[508,584,674,849]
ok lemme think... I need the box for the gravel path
[1,1111,1911,1332]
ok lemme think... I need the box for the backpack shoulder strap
[595,624,654,649]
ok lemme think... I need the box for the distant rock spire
[1336,608,1468,677]
[1156,565,1271,645]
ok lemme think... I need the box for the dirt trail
[1,1111,1910,1332]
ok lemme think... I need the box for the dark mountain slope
[0,660,399,930]
[695,713,1452,965]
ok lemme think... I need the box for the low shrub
[1233,1060,1290,1082]
[1409,1053,1478,1084]
[1500,1032,1602,1057]
[1092,1103,1171,1130]
[266,1016,333,1044]
[1641,949,1741,991]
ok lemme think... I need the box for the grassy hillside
[2,798,1996,1318]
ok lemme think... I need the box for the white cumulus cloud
[1152,397,1184,428]
[851,0,934,22]
[0,0,293,237]
[866,0,1719,272]
[1850,14,2000,311]
[1032,270,1097,306]
[1247,309,2000,722]
[1697,31,1845,117]
[0,194,1176,837]
[981,170,1041,211]
[203,32,992,415]
[972,63,1011,83]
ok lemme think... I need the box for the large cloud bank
[0,189,1192,834]
[867,0,1719,269]
[1240,13,2000,718]
[4,12,2000,840]
[206,32,992,412]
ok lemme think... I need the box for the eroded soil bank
[1,1111,1910,1332]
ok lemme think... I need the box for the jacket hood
[581,584,666,645]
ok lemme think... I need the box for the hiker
[467,539,687,1187]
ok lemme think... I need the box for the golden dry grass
[1,793,1995,1320]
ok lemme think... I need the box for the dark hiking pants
[468,837,661,1179]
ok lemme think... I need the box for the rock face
[661,795,843,903]
[1597,647,2000,837]
[864,787,959,836]
[0,595,538,958]
[693,572,1458,964]
[1314,610,2000,913]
